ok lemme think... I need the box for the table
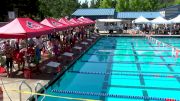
[45,61,61,73]
[73,46,82,50]
[87,39,93,42]
[73,46,82,53]
[91,36,96,39]
[46,61,60,68]
[62,52,73,57]
[94,34,99,36]
[62,52,74,60]
[81,42,88,45]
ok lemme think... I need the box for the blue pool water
[38,37,180,101]
[157,38,180,48]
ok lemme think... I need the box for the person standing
[109,24,114,34]
[4,42,13,77]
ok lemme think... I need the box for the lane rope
[80,60,180,66]
[86,53,172,57]
[52,90,179,101]
[143,34,180,59]
[91,48,171,51]
[68,71,178,78]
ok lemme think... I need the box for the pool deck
[0,35,101,101]
[0,77,49,101]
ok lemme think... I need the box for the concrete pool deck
[0,77,49,101]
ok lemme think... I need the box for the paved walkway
[1,77,48,101]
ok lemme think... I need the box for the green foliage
[112,0,117,8]
[115,0,177,12]
[90,0,100,8]
[38,0,80,18]
[100,0,112,8]
[116,0,130,11]
[174,0,180,4]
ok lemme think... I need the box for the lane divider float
[52,90,178,101]
[68,71,178,78]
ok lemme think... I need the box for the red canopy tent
[84,17,95,24]
[0,18,53,39]
[69,18,86,26]
[40,18,69,31]
[78,17,92,25]
[59,18,78,27]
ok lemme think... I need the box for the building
[72,8,115,20]
[116,12,162,20]
[72,8,163,20]
[159,4,180,19]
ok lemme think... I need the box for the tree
[115,0,176,12]
[94,0,101,8]
[112,0,117,8]
[116,0,126,12]
[90,0,96,8]
[174,0,180,4]
[100,0,112,8]
[80,0,89,8]
[90,0,101,8]
[0,0,39,21]
[38,0,80,18]
[0,0,9,21]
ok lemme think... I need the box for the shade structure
[151,16,171,24]
[59,18,77,27]
[69,18,84,26]
[79,17,95,24]
[170,15,180,23]
[78,17,95,24]
[84,17,95,24]
[77,18,90,25]
[134,16,150,24]
[0,18,53,39]
[41,18,69,31]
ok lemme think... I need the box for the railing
[35,82,46,101]
[19,80,32,101]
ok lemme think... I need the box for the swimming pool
[38,36,180,101]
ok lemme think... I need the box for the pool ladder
[19,80,46,101]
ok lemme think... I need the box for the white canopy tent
[133,16,150,24]
[151,16,171,24]
[170,15,180,23]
